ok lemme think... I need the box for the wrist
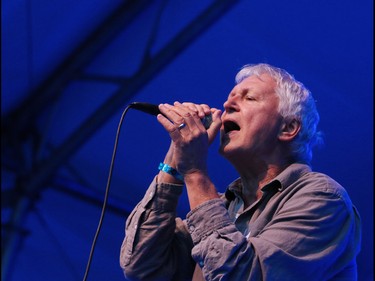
[184,172,219,209]
[183,170,209,185]
[158,162,184,182]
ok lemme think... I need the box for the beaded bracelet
[158,162,184,181]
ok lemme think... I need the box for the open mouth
[223,120,240,134]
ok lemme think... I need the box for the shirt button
[134,224,138,229]
[189,225,195,232]
[199,260,204,267]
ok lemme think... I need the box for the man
[120,63,361,280]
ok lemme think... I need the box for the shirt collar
[268,163,311,191]
[226,163,312,200]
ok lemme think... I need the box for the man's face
[219,74,283,163]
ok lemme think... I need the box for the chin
[219,143,234,158]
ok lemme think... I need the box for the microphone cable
[82,104,133,281]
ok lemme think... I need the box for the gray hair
[235,63,323,164]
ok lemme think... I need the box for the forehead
[236,73,276,93]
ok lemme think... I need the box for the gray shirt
[120,163,361,280]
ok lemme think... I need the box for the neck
[236,161,290,208]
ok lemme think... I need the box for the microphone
[130,102,212,129]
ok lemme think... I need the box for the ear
[278,117,301,142]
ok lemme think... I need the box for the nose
[223,92,240,113]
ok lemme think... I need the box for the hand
[157,102,222,177]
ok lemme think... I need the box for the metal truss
[1,0,239,279]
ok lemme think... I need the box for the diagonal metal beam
[52,177,134,218]
[20,0,240,193]
[1,1,152,280]
[1,0,240,280]
[2,0,153,135]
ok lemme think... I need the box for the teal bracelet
[158,162,184,181]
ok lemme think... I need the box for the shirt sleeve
[186,178,361,281]
[120,176,195,281]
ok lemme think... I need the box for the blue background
[2,0,373,280]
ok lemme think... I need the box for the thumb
[207,109,222,144]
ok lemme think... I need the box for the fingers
[157,101,222,143]
[177,102,218,131]
[181,102,211,119]
[156,103,192,142]
[173,101,204,131]
[158,103,185,126]
[207,108,222,144]
[156,106,181,140]
[158,102,202,132]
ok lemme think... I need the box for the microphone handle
[130,102,160,116]
[130,102,212,129]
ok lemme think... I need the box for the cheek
[242,123,278,147]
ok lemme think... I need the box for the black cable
[82,104,133,281]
